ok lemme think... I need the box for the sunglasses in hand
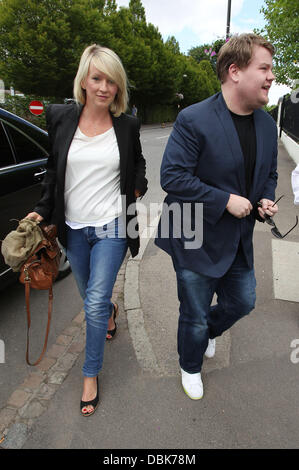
[257,195,298,239]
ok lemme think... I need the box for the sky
[116,0,291,105]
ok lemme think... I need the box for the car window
[0,121,16,168]
[4,122,48,163]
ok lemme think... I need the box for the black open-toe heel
[106,302,119,341]
[80,376,99,417]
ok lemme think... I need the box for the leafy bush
[137,104,177,124]
[2,94,177,127]
[1,94,63,130]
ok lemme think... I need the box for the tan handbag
[19,224,61,366]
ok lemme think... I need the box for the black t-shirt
[230,111,256,197]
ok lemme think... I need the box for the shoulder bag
[18,224,61,365]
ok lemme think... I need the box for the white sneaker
[204,339,216,358]
[181,368,203,400]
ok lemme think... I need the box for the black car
[0,107,70,289]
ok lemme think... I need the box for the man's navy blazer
[155,92,278,277]
[34,103,148,258]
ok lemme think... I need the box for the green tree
[188,38,226,69]
[197,60,220,94]
[0,0,218,115]
[257,0,299,85]
[104,4,154,104]
[0,0,109,97]
[212,38,226,54]
[106,3,179,107]
[176,56,215,107]
[188,44,212,63]
[129,0,146,22]
[165,36,181,55]
[104,0,117,15]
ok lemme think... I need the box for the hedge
[0,95,63,130]
[1,95,176,128]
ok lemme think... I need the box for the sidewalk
[1,140,299,450]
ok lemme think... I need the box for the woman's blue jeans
[66,217,128,377]
[175,246,256,373]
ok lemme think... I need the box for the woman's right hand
[26,212,44,222]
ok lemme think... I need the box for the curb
[0,260,127,449]
[124,214,164,376]
[140,123,173,132]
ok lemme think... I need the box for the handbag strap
[25,281,53,366]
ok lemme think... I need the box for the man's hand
[135,189,142,198]
[257,198,278,220]
[226,194,253,218]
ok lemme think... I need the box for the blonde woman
[27,44,147,416]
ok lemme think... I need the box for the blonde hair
[216,33,275,83]
[73,44,129,116]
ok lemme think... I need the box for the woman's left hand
[135,189,142,198]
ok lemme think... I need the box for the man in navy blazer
[155,34,279,400]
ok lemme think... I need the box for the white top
[291,163,299,205]
[64,126,122,228]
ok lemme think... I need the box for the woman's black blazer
[34,103,148,258]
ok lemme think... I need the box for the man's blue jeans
[66,217,128,377]
[175,247,256,373]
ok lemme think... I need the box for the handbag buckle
[24,267,31,282]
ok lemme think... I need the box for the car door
[0,117,48,282]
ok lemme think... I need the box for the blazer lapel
[214,93,246,196]
[57,104,83,184]
[111,114,127,193]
